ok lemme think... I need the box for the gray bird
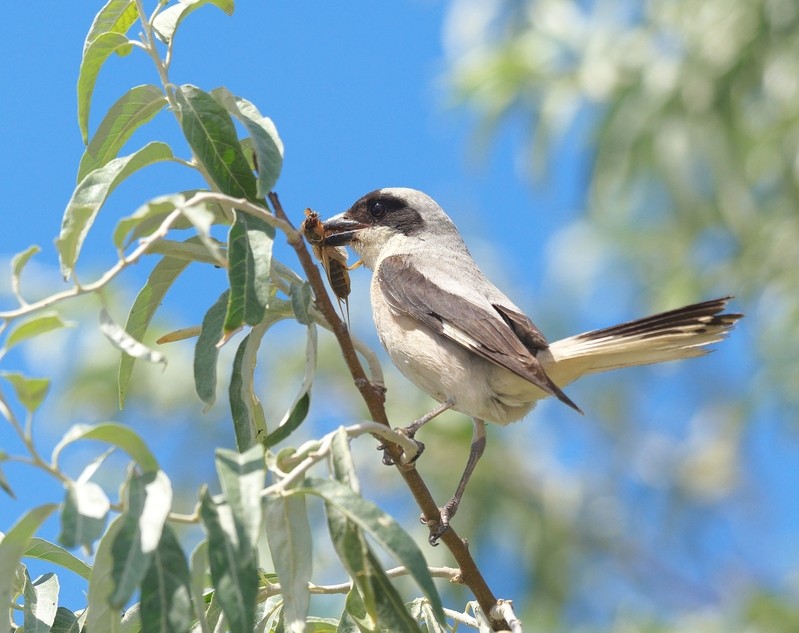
[322,187,741,544]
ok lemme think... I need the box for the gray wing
[377,255,581,412]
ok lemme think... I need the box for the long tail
[544,297,743,387]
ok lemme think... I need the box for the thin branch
[267,192,508,631]
[490,600,522,633]
[0,210,183,322]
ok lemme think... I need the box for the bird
[321,187,742,544]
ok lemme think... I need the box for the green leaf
[290,281,314,326]
[78,31,134,144]
[86,516,125,633]
[199,488,258,633]
[212,88,283,196]
[110,470,173,607]
[145,238,226,265]
[10,244,40,302]
[51,606,81,633]
[263,493,313,633]
[360,549,421,633]
[0,371,50,413]
[300,478,444,625]
[140,523,193,633]
[24,537,92,580]
[79,84,167,181]
[328,427,359,492]
[23,569,60,632]
[56,141,174,279]
[52,422,160,473]
[0,463,14,499]
[85,0,138,52]
[228,328,269,452]
[265,392,310,448]
[189,540,212,633]
[224,211,276,333]
[153,0,235,44]
[100,307,167,367]
[5,312,71,351]
[0,504,58,621]
[266,324,316,447]
[118,256,191,408]
[115,193,186,249]
[339,589,378,633]
[58,481,110,551]
[215,445,265,548]
[175,84,257,201]
[194,291,229,407]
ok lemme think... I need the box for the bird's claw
[377,434,425,467]
[420,504,453,546]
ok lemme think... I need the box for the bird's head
[322,188,460,268]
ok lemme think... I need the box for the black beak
[322,215,367,246]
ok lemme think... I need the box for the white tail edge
[543,297,743,388]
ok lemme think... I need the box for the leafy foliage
[0,3,469,632]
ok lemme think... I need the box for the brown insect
[302,209,361,322]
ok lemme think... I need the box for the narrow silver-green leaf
[23,569,60,632]
[58,481,110,551]
[361,549,421,633]
[175,84,257,201]
[110,470,173,607]
[78,31,134,144]
[114,193,184,249]
[5,312,71,351]
[100,307,167,367]
[265,323,316,447]
[10,245,40,303]
[24,537,92,580]
[229,327,270,452]
[145,238,226,265]
[212,88,283,197]
[0,371,50,413]
[215,445,265,548]
[51,606,81,633]
[189,540,212,633]
[263,493,313,633]
[194,291,229,407]
[118,256,191,408]
[140,523,193,633]
[224,211,275,332]
[199,488,258,633]
[339,589,378,633]
[0,463,14,499]
[56,141,174,278]
[86,516,124,633]
[153,0,235,43]
[79,84,167,180]
[328,427,360,493]
[300,478,444,625]
[85,0,138,52]
[0,504,58,622]
[290,282,313,326]
[52,422,159,473]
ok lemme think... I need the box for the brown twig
[268,192,508,631]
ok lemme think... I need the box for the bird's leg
[423,418,486,546]
[379,397,455,465]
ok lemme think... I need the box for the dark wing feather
[377,255,581,412]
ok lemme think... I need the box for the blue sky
[1,1,795,628]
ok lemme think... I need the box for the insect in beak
[301,209,362,325]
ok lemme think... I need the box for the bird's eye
[369,201,387,219]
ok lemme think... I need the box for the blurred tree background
[429,0,799,630]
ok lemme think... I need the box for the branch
[267,192,508,630]
[0,210,183,322]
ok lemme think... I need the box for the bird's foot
[377,431,425,466]
[420,498,459,546]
